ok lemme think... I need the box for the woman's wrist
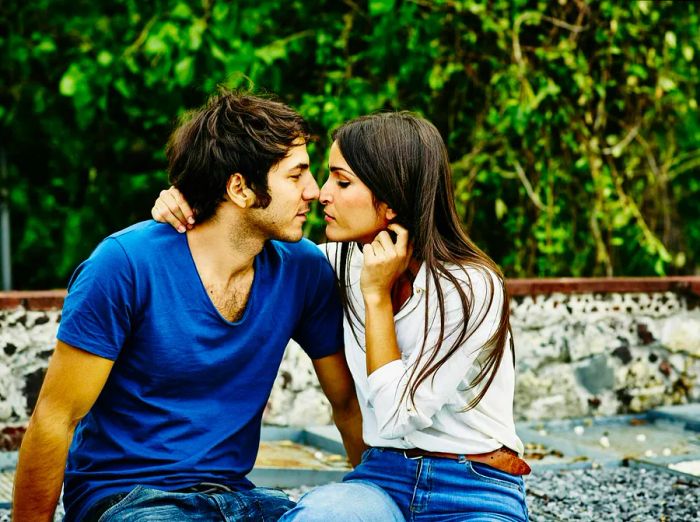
[362,289,392,308]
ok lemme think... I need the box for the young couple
[13,90,528,521]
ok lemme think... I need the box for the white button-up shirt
[321,242,524,456]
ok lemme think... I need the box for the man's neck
[186,214,264,283]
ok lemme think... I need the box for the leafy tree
[1,0,698,289]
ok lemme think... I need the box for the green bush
[1,0,698,288]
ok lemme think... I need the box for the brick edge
[1,278,699,309]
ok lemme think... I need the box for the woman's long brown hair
[331,112,513,411]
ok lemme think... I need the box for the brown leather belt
[380,446,531,476]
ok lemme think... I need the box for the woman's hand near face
[151,186,195,233]
[360,224,413,301]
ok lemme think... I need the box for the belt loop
[403,450,423,460]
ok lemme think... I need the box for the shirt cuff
[366,359,406,407]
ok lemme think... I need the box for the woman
[153,112,530,521]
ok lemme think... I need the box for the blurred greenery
[0,0,698,289]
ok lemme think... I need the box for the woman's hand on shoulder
[151,186,195,233]
[360,224,413,299]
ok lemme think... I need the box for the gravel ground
[2,466,698,521]
[524,467,700,522]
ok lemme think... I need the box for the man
[12,91,363,521]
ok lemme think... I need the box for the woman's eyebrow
[329,165,355,176]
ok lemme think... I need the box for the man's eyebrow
[289,162,309,172]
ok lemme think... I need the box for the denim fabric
[89,485,295,521]
[283,448,529,522]
[279,481,405,521]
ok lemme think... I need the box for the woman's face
[319,141,394,244]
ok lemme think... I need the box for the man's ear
[226,174,256,208]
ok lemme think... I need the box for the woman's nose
[319,180,332,205]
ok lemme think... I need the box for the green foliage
[1,0,698,288]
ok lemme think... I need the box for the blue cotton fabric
[57,221,343,521]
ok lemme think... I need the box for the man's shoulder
[80,221,181,277]
[109,220,174,243]
[105,221,180,256]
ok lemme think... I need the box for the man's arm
[12,341,114,522]
[312,352,366,467]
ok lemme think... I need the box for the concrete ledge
[2,277,699,310]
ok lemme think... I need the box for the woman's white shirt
[321,242,524,456]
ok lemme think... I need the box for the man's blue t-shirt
[57,221,344,521]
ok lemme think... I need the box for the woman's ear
[226,174,256,208]
[385,207,397,221]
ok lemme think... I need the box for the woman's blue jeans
[281,447,529,521]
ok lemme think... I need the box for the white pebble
[538,429,548,436]
[644,449,656,458]
[574,426,585,436]
[669,459,700,476]
[636,433,647,442]
[313,451,324,460]
[662,448,672,456]
[599,436,610,448]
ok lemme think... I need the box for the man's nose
[303,172,320,201]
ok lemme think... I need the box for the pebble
[669,460,700,476]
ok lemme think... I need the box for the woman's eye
[337,181,350,188]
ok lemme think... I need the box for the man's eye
[291,174,301,180]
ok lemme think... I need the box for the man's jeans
[281,447,529,521]
[83,484,295,521]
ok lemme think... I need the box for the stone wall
[511,289,700,420]
[1,279,699,447]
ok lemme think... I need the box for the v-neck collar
[183,232,262,326]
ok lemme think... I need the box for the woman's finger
[160,189,190,228]
[374,231,395,255]
[151,200,187,233]
[168,187,195,225]
[362,242,377,260]
[387,223,409,255]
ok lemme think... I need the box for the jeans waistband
[83,482,234,521]
[375,446,531,475]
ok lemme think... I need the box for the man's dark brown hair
[166,89,311,222]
